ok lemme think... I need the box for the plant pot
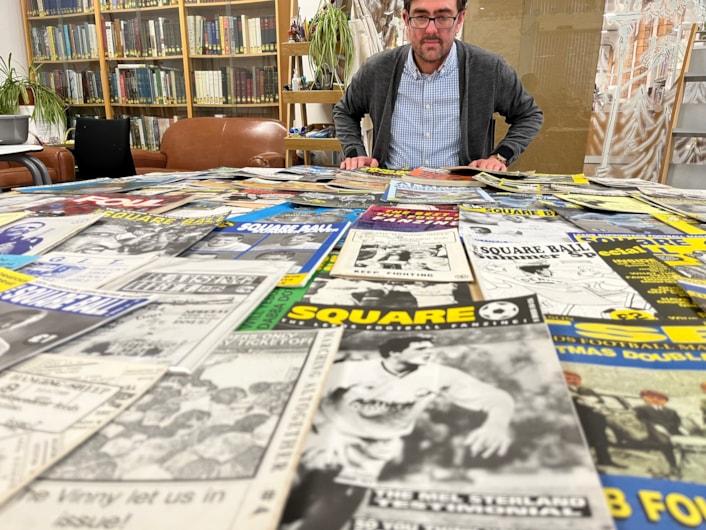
[0,115,29,144]
[316,67,334,90]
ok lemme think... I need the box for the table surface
[0,144,43,155]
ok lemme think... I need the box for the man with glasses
[334,0,543,172]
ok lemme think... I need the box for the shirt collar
[405,41,458,80]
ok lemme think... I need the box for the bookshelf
[279,41,342,166]
[21,0,285,149]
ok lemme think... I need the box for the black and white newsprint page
[0,353,166,508]
[0,328,343,530]
[276,295,615,530]
[332,228,473,283]
[51,257,291,373]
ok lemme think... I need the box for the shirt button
[425,132,430,138]
[425,104,431,110]
[425,160,430,165]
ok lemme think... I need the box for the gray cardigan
[333,40,543,167]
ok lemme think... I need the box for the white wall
[1,2,29,76]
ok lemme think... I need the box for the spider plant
[307,0,354,88]
[0,53,66,128]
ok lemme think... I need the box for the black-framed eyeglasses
[408,13,459,29]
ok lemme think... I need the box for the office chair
[73,117,136,180]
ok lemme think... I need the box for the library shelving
[21,0,286,149]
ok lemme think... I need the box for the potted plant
[0,53,66,144]
[307,0,354,88]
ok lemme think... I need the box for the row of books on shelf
[110,64,187,105]
[26,0,94,16]
[193,65,278,105]
[29,23,100,62]
[186,14,277,56]
[104,16,182,59]
[39,68,105,105]
[101,0,178,10]
[120,114,179,150]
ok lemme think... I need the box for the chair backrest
[158,117,286,170]
[74,118,136,179]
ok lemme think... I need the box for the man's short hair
[640,389,669,401]
[379,335,434,358]
[404,0,467,13]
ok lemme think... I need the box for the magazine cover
[587,240,706,321]
[237,254,337,332]
[0,268,152,371]
[51,209,225,257]
[552,207,685,235]
[400,166,484,187]
[549,317,706,530]
[467,240,655,318]
[0,329,343,530]
[0,213,104,255]
[636,195,706,223]
[13,174,185,194]
[353,205,459,232]
[675,277,706,312]
[381,179,493,204]
[25,192,196,216]
[569,234,706,281]
[275,295,615,530]
[0,194,67,214]
[17,251,157,288]
[552,194,667,215]
[53,257,291,373]
[332,228,473,283]
[459,204,577,243]
[303,253,474,308]
[290,191,383,210]
[182,206,352,288]
[0,353,166,508]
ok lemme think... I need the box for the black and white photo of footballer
[281,323,613,530]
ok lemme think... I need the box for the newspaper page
[51,257,291,373]
[275,295,615,530]
[0,329,343,530]
[0,268,152,371]
[17,251,157,288]
[0,213,104,255]
[51,209,225,257]
[0,353,166,507]
[467,240,655,318]
[332,228,473,282]
[549,317,706,530]
[459,204,577,243]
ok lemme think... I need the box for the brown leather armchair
[131,117,287,173]
[0,146,75,190]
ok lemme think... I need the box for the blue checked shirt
[386,43,461,170]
